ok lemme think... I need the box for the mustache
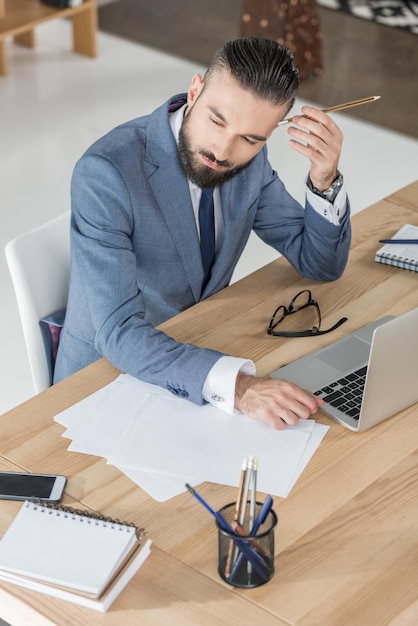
[199,150,233,169]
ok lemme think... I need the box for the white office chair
[5,212,71,394]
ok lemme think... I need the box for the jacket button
[166,384,189,398]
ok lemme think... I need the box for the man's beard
[178,114,254,189]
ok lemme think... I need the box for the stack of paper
[54,374,329,502]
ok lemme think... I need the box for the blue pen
[185,484,268,580]
[228,494,274,583]
[185,483,231,533]
[378,239,418,244]
[249,494,273,537]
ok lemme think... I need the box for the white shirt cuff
[202,356,255,414]
[306,181,348,225]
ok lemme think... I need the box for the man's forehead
[201,73,288,135]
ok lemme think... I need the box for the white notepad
[0,501,151,611]
[375,224,418,272]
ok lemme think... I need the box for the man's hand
[287,106,343,191]
[235,373,324,430]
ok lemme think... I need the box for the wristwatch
[307,171,344,204]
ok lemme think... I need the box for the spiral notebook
[0,500,151,612]
[375,224,418,272]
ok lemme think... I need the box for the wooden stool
[240,0,323,79]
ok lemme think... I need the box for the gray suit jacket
[54,94,351,403]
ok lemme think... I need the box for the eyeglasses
[267,290,348,337]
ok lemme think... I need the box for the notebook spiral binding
[31,500,146,541]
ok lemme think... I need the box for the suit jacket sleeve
[251,148,351,281]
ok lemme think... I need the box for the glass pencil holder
[217,501,278,588]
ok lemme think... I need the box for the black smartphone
[0,471,67,502]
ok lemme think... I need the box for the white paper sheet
[113,465,201,502]
[54,374,328,501]
[106,388,316,496]
[284,422,329,496]
[54,376,202,501]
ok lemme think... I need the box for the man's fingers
[235,374,324,430]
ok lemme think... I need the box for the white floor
[1,19,418,415]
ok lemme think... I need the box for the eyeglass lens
[270,291,320,332]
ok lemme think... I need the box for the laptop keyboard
[313,366,368,421]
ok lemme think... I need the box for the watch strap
[307,171,343,204]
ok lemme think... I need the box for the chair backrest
[5,212,70,394]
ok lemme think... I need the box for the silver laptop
[270,307,418,432]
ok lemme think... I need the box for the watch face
[327,176,343,201]
[328,174,343,192]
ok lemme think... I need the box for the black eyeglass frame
[267,289,348,337]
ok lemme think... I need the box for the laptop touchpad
[316,336,371,372]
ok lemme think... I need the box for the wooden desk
[1,181,417,625]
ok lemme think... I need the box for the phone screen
[0,472,66,501]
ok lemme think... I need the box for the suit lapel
[145,99,205,302]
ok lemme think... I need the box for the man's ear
[187,74,204,107]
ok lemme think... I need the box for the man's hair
[204,37,299,109]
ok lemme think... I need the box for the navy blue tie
[199,188,215,289]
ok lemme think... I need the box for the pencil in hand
[278,95,381,126]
